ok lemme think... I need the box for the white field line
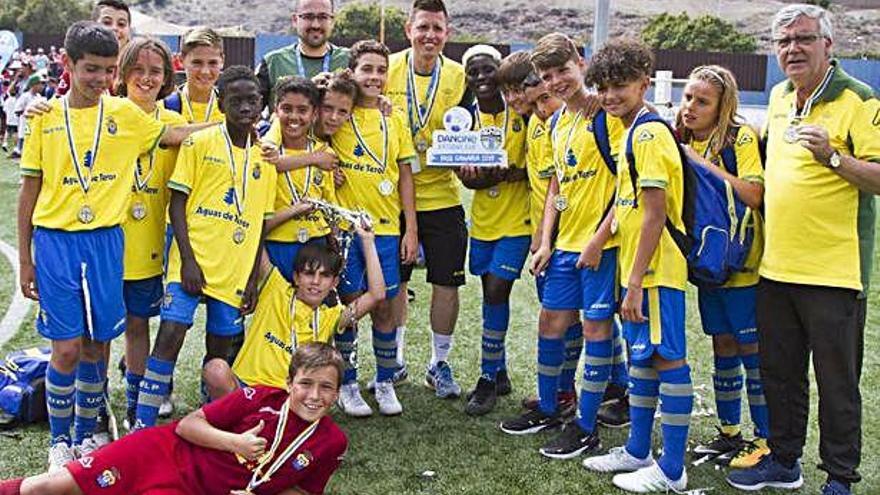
[0,239,32,347]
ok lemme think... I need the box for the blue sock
[741,352,769,439]
[480,303,509,380]
[577,339,612,433]
[713,355,743,432]
[372,327,398,382]
[46,365,75,446]
[560,322,583,392]
[610,319,629,387]
[135,357,174,429]
[96,360,108,420]
[74,360,105,444]
[625,360,658,460]
[657,365,694,481]
[537,336,565,415]
[334,325,358,384]
[125,371,143,420]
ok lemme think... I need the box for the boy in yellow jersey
[263,77,337,282]
[385,0,472,395]
[331,40,417,417]
[163,28,225,125]
[18,22,195,469]
[202,227,384,397]
[112,38,191,434]
[580,39,693,493]
[674,66,770,468]
[134,67,278,430]
[456,45,530,416]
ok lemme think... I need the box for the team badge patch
[252,165,261,180]
[636,129,654,143]
[353,144,365,157]
[223,187,236,205]
[566,149,577,167]
[512,120,522,133]
[95,467,120,488]
[292,451,314,471]
[736,132,754,146]
[313,170,323,185]
[106,116,118,135]
[586,121,594,133]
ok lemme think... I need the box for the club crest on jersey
[253,165,261,180]
[512,120,522,133]
[223,188,235,205]
[636,129,654,143]
[586,121,594,133]
[95,468,120,488]
[106,116,118,135]
[353,144,365,157]
[566,150,577,167]
[292,451,314,471]
[313,170,324,185]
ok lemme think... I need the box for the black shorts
[400,205,467,287]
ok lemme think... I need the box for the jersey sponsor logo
[636,129,654,143]
[264,330,294,354]
[95,467,120,488]
[243,387,256,400]
[292,451,314,471]
[79,456,94,469]
[873,108,880,127]
[182,136,194,147]
[736,132,754,146]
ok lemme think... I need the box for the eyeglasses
[773,33,823,49]
[297,13,334,23]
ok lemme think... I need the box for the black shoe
[465,376,497,416]
[597,396,630,428]
[407,287,416,303]
[496,369,511,396]
[500,408,563,435]
[693,427,745,456]
[602,382,627,404]
[539,421,601,459]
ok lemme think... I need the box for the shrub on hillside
[642,12,758,54]
[333,2,407,44]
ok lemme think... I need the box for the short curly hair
[585,38,654,88]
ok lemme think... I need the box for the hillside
[131,0,880,55]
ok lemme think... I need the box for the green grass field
[0,153,877,494]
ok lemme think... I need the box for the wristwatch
[828,151,842,169]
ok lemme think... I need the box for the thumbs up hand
[235,420,268,461]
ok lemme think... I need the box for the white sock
[431,332,453,366]
[396,326,406,367]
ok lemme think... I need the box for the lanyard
[244,401,320,493]
[220,126,251,217]
[405,51,441,137]
[789,64,835,123]
[283,141,314,203]
[182,84,216,123]
[134,108,160,192]
[294,43,332,78]
[63,95,104,196]
[350,111,389,172]
[551,106,582,185]
[289,294,320,348]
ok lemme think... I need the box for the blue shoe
[821,479,852,495]
[425,361,461,399]
[726,454,803,491]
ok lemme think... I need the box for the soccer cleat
[337,383,374,417]
[612,462,687,493]
[366,365,409,393]
[726,454,803,491]
[158,396,174,418]
[729,437,770,469]
[821,479,852,495]
[583,446,653,473]
[425,361,461,399]
[500,409,563,435]
[539,421,601,459]
[374,381,403,416]
[495,369,512,396]
[597,396,630,428]
[521,391,577,417]
[602,382,627,404]
[693,427,745,456]
[465,376,497,416]
[47,443,76,473]
[74,437,101,458]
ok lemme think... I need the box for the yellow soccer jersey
[332,107,416,236]
[21,95,166,231]
[166,125,278,307]
[553,109,624,253]
[232,268,343,389]
[164,87,225,124]
[386,49,468,212]
[616,120,687,291]
[123,107,188,281]
[526,116,554,235]
[266,142,336,243]
[689,125,765,288]
[469,107,530,241]
[761,64,880,292]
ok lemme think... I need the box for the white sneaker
[583,446,653,473]
[612,462,687,493]
[337,383,373,417]
[374,380,403,416]
[158,396,174,418]
[75,437,101,458]
[47,443,76,473]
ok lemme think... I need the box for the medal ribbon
[789,64,835,124]
[182,84,217,123]
[220,126,251,217]
[244,400,320,492]
[284,140,314,203]
[623,106,650,208]
[134,108,161,193]
[405,51,441,137]
[64,95,104,196]
[350,111,388,172]
[289,295,321,348]
[551,106,583,186]
[294,43,332,78]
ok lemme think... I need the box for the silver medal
[488,186,500,198]
[131,201,147,221]
[378,179,394,196]
[233,226,246,245]
[297,228,309,243]
[78,205,95,224]
[554,194,568,212]
[784,125,799,144]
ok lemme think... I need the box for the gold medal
[233,226,246,245]
[487,186,500,198]
[415,137,429,154]
[297,228,309,243]
[783,124,799,144]
[78,205,95,224]
[554,194,568,212]
[131,201,147,221]
[378,179,394,196]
